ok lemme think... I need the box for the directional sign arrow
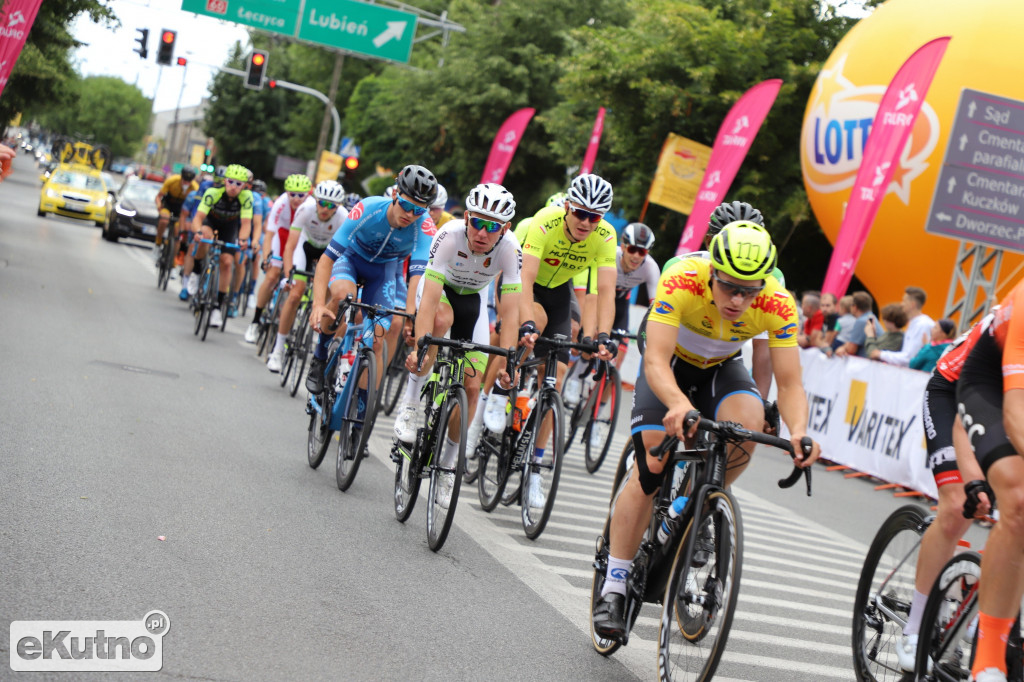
[968,100,977,118]
[947,177,957,194]
[372,21,406,48]
[959,134,967,151]
[937,212,952,222]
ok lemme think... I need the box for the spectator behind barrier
[819,293,840,352]
[797,291,823,349]
[909,318,957,372]
[835,291,877,358]
[870,285,935,365]
[864,302,907,358]
[829,294,857,355]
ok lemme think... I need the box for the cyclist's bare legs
[156,208,172,247]
[277,279,306,342]
[256,264,283,310]
[977,455,1024,619]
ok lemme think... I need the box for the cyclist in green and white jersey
[267,181,348,373]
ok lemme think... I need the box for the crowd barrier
[798,348,937,500]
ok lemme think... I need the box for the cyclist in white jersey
[267,181,348,372]
[392,183,522,505]
[244,174,311,343]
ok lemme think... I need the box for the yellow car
[38,163,108,227]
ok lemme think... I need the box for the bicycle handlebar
[533,333,600,356]
[648,416,812,496]
[416,334,516,380]
[325,294,414,334]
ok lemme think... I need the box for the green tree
[36,76,151,157]
[1,0,117,128]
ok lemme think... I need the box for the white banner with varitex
[798,349,936,499]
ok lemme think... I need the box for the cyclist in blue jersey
[305,164,438,398]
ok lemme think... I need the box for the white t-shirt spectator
[879,313,935,366]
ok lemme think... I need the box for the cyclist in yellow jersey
[154,167,198,255]
[593,221,821,643]
[502,174,618,507]
[428,184,454,230]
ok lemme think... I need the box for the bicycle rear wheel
[306,393,334,470]
[584,365,621,474]
[383,340,408,416]
[659,489,743,682]
[521,390,565,540]
[426,385,467,552]
[289,320,311,398]
[335,353,377,492]
[476,431,509,512]
[914,551,982,682]
[852,504,930,682]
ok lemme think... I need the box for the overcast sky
[71,0,251,113]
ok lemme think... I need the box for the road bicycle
[562,328,635,474]
[305,294,409,492]
[589,416,810,681]
[256,272,289,358]
[392,334,515,552]
[475,333,595,540]
[382,337,410,417]
[278,268,315,397]
[190,237,237,341]
[156,216,182,291]
[233,246,256,317]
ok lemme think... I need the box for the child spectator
[830,295,856,355]
[864,302,908,357]
[909,318,957,372]
[836,291,877,357]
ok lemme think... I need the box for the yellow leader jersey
[648,257,799,368]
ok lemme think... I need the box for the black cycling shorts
[533,280,573,363]
[630,354,761,436]
[204,219,240,255]
[613,296,630,334]
[956,331,1018,475]
[922,371,963,487]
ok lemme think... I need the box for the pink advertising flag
[676,79,783,254]
[822,37,951,297]
[0,0,44,100]
[480,107,535,185]
[580,106,606,175]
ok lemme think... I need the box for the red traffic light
[344,156,360,171]
[176,57,187,66]
[268,79,276,88]
[162,30,175,43]
[252,53,265,67]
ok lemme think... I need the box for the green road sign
[297,0,415,63]
[180,0,298,37]
[180,0,416,64]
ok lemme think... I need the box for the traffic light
[245,50,268,90]
[133,28,148,60]
[176,57,187,67]
[156,29,176,66]
[344,156,360,172]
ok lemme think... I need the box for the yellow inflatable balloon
[801,0,1024,317]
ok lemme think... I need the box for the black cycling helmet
[252,179,267,194]
[707,201,764,239]
[179,166,196,182]
[395,164,438,205]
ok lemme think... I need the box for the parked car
[38,163,108,227]
[103,179,161,242]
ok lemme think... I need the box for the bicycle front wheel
[584,365,622,474]
[914,551,982,682]
[521,390,565,540]
[306,394,334,469]
[852,504,930,682]
[659,489,743,682]
[426,385,468,552]
[335,354,376,491]
[288,319,312,398]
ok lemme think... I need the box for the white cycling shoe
[483,393,508,432]
[393,403,419,444]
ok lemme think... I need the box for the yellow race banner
[646,133,712,215]
[315,150,343,185]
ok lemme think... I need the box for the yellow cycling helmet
[224,164,250,182]
[284,174,312,193]
[708,221,777,281]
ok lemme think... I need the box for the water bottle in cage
[656,495,689,546]
[335,350,355,392]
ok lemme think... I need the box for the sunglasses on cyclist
[316,199,338,210]
[394,196,427,216]
[225,178,245,187]
[287,191,307,200]
[624,245,648,256]
[569,206,603,223]
[711,270,764,300]
[468,216,504,233]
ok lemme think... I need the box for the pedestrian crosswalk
[364,412,861,681]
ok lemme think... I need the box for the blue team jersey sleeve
[407,217,432,278]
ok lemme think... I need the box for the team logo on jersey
[751,292,795,319]
[348,203,364,220]
[457,251,468,258]
[421,215,437,236]
[732,320,747,328]
[772,323,798,340]
[654,300,674,315]
[483,257,491,268]
[662,274,705,297]
[701,315,713,330]
[544,257,560,267]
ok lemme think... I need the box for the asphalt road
[0,159,989,681]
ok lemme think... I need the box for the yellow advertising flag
[315,150,343,185]
[190,145,206,168]
[646,133,712,215]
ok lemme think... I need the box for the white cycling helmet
[622,222,655,249]
[383,185,396,199]
[567,173,613,213]
[432,183,448,209]
[314,180,345,203]
[465,182,516,222]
